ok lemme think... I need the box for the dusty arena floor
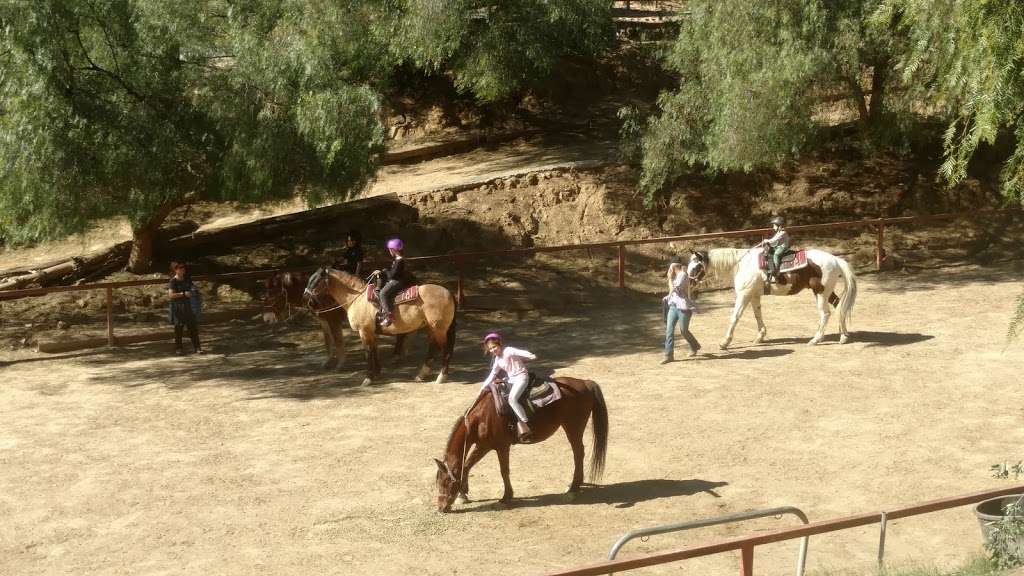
[2,262,1023,576]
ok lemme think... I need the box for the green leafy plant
[1008,293,1024,344]
[985,462,1024,569]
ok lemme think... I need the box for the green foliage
[0,0,388,246]
[391,0,614,102]
[875,0,1024,205]
[0,1,614,254]
[1009,293,1024,344]
[637,0,907,200]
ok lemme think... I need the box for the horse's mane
[707,248,756,278]
[326,269,366,292]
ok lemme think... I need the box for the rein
[456,392,486,492]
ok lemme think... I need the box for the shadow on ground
[457,478,729,512]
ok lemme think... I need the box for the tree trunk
[868,58,889,125]
[127,226,156,274]
[126,193,197,274]
[847,75,870,127]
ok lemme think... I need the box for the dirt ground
[2,260,1023,576]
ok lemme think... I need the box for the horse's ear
[433,458,447,473]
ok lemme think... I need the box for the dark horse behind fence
[434,376,608,512]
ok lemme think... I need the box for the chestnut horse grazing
[434,377,608,512]
[706,247,857,348]
[304,268,455,386]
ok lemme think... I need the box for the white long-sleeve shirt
[481,346,536,389]
[665,269,696,311]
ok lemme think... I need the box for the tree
[0,1,614,273]
[875,0,1024,205]
[389,0,614,103]
[636,0,908,199]
[0,1,388,272]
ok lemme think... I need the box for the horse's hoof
[360,377,373,387]
[564,491,579,503]
[808,338,821,346]
[457,494,471,505]
[719,341,730,350]
[839,334,849,345]
[414,376,425,383]
[434,373,447,385]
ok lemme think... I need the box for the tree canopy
[637,0,908,199]
[0,0,614,271]
[877,0,1024,204]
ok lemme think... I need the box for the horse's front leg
[496,446,514,504]
[720,291,751,350]
[318,318,338,370]
[359,330,377,386]
[457,444,490,504]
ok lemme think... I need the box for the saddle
[366,284,420,307]
[758,249,807,285]
[487,374,562,441]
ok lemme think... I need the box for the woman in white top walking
[662,254,703,364]
[480,332,536,441]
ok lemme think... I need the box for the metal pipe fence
[0,208,1017,347]
[543,484,1024,576]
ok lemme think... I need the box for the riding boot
[516,421,533,443]
[380,312,394,327]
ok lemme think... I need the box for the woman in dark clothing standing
[168,262,202,355]
[336,229,364,276]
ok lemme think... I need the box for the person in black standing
[168,261,202,355]
[336,229,364,276]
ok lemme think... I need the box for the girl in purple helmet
[480,333,537,442]
[375,237,413,327]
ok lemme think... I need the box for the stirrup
[516,421,533,442]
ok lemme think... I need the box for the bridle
[303,269,354,316]
[451,392,485,497]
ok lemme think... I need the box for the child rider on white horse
[479,333,537,442]
[760,216,791,283]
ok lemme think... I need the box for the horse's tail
[585,380,608,482]
[836,256,858,330]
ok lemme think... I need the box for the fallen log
[0,220,199,290]
[165,193,416,254]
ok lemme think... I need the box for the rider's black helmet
[347,229,362,243]
[770,216,785,227]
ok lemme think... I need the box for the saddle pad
[758,249,808,273]
[487,378,562,417]
[367,284,420,306]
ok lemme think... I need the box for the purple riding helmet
[483,332,502,345]
[386,238,404,251]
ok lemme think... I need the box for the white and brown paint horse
[304,268,456,386]
[704,247,857,348]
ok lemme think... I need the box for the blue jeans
[665,304,701,358]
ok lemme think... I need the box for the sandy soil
[2,261,1023,576]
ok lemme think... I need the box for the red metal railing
[543,484,1024,576]
[0,208,1017,347]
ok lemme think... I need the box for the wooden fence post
[617,244,626,290]
[105,287,115,347]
